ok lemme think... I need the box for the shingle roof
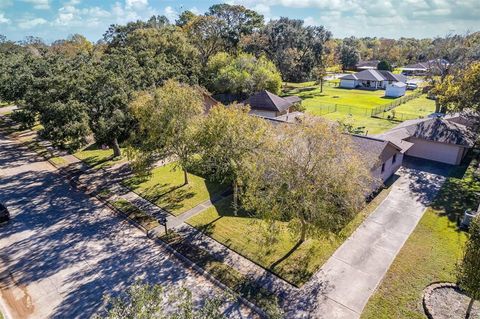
[242,90,293,113]
[379,117,475,147]
[351,135,404,163]
[339,69,406,83]
[283,95,302,104]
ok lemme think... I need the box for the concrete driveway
[0,135,253,319]
[287,156,452,318]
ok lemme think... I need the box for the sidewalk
[4,117,451,318]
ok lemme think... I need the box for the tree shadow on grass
[430,155,480,225]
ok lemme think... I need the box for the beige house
[377,116,475,165]
[351,135,409,188]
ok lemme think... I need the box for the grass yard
[362,155,480,318]
[187,185,393,286]
[389,94,436,119]
[285,82,421,135]
[320,112,399,135]
[110,198,160,231]
[123,162,226,216]
[73,144,126,169]
[49,156,69,167]
[294,85,414,110]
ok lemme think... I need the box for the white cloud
[22,0,50,10]
[163,6,177,22]
[125,0,148,10]
[0,12,9,24]
[234,0,480,38]
[18,17,47,29]
[189,7,200,15]
[253,4,271,17]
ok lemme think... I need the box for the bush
[10,109,36,129]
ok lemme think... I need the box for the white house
[339,69,407,94]
[385,82,407,98]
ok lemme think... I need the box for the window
[381,163,385,173]
[392,154,397,164]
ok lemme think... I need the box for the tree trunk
[112,138,121,157]
[300,219,307,243]
[183,168,189,185]
[466,297,475,319]
[233,180,238,216]
[435,98,441,113]
[320,79,324,93]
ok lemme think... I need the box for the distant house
[355,60,380,71]
[241,90,302,119]
[401,59,450,76]
[377,116,475,165]
[351,135,408,187]
[339,70,407,96]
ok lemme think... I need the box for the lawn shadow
[430,154,480,225]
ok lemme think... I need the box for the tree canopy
[241,117,373,244]
[206,52,282,96]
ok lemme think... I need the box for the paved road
[286,157,452,318]
[0,134,254,319]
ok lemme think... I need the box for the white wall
[340,79,356,88]
[406,137,465,165]
[385,84,406,97]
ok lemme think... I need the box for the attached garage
[339,79,357,88]
[406,137,467,165]
[377,116,475,166]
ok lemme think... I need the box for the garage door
[406,138,462,165]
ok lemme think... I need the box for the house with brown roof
[377,116,475,165]
[351,135,407,187]
[401,59,450,76]
[241,90,302,119]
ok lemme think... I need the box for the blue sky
[0,0,479,42]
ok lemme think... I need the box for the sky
[0,0,479,42]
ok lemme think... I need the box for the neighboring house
[356,60,380,71]
[401,59,450,76]
[339,70,407,95]
[377,116,475,165]
[351,135,408,187]
[241,90,302,119]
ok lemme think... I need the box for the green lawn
[123,162,226,216]
[389,94,436,119]
[285,82,420,135]
[73,144,126,169]
[362,156,479,318]
[110,198,160,231]
[49,156,69,167]
[187,185,392,286]
[295,85,414,110]
[320,112,399,135]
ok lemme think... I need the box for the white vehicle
[406,82,418,90]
